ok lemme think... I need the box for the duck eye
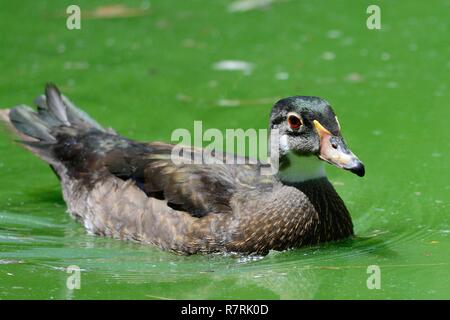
[287,114,302,130]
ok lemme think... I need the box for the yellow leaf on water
[82,5,150,19]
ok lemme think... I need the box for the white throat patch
[278,151,326,183]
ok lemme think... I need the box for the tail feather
[31,85,104,132]
[5,83,104,145]
[9,105,57,141]
[62,94,103,130]
[1,83,108,169]
[44,84,70,126]
[33,95,63,128]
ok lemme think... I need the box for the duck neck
[277,153,354,241]
[292,177,354,242]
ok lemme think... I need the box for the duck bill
[313,120,365,177]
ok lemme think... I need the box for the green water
[0,0,449,299]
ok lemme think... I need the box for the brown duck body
[0,85,354,255]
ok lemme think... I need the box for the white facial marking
[335,115,341,131]
[278,152,326,183]
[279,134,290,154]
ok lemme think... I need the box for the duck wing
[99,140,242,217]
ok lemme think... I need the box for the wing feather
[104,142,238,217]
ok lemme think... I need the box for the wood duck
[0,84,364,255]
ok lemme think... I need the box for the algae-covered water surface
[0,0,449,299]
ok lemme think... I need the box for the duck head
[269,96,365,182]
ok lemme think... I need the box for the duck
[0,84,364,255]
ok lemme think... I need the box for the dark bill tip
[348,161,365,177]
